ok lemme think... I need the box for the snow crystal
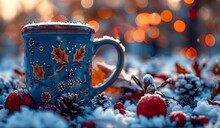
[89,107,127,127]
[0,109,8,121]
[4,107,68,128]
[138,115,171,128]
[193,100,220,122]
[125,104,136,112]
[23,21,93,29]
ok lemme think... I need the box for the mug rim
[22,22,95,35]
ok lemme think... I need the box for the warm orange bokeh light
[136,0,148,8]
[180,47,187,55]
[150,13,161,25]
[135,13,150,26]
[51,15,67,22]
[205,34,215,47]
[124,31,134,43]
[161,10,173,22]
[147,26,160,39]
[81,0,93,9]
[136,12,161,26]
[173,20,186,32]
[186,47,197,60]
[184,0,194,5]
[97,7,113,19]
[132,29,145,42]
[88,20,99,32]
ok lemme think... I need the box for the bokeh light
[135,13,150,26]
[51,15,67,22]
[205,34,215,47]
[173,20,186,32]
[88,20,99,32]
[185,47,197,60]
[135,12,161,26]
[167,0,181,11]
[81,0,93,9]
[136,0,148,8]
[97,7,113,19]
[160,10,173,22]
[0,0,219,59]
[184,0,194,5]
[1,0,21,21]
[149,13,161,25]
[188,8,197,20]
[132,29,145,42]
[36,0,55,17]
[147,27,160,39]
[124,31,134,43]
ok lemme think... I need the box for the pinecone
[91,92,112,110]
[178,95,195,107]
[57,93,84,117]
[174,74,202,98]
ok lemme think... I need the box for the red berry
[62,116,69,122]
[190,116,198,125]
[136,94,167,118]
[119,109,126,115]
[133,91,144,100]
[50,105,57,111]
[114,102,124,110]
[81,121,95,128]
[198,115,209,126]
[170,111,187,126]
[5,90,35,113]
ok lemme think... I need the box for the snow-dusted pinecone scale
[91,92,112,110]
[57,93,84,117]
[174,74,203,98]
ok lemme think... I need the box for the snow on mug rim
[22,21,95,34]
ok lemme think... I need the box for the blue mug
[22,22,124,107]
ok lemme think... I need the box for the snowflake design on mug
[68,79,74,88]
[75,78,82,85]
[41,92,51,103]
[57,81,65,91]
[69,69,75,78]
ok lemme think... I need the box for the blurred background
[0,0,219,67]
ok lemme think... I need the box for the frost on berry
[170,111,186,126]
[136,94,167,118]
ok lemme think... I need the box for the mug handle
[92,37,124,95]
